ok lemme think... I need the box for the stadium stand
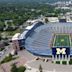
[19,22,72,56]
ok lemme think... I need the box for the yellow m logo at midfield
[56,48,66,54]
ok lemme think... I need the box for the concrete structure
[47,17,59,22]
[26,19,44,25]
[19,22,72,64]
[12,33,20,51]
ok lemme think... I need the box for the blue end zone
[52,47,70,58]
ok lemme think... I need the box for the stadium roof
[19,31,28,40]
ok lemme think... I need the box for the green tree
[11,64,18,72]
[18,66,26,72]
[0,36,2,40]
[45,18,49,23]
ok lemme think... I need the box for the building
[47,17,59,22]
[12,33,20,51]
[12,21,72,64]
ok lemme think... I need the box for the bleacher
[24,22,72,56]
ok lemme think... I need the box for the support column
[67,55,70,65]
[58,55,60,61]
[55,55,57,61]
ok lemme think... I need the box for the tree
[11,63,18,72]
[18,66,26,72]
[11,63,26,72]
[0,36,2,40]
[45,18,49,23]
[39,64,43,72]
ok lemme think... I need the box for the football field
[53,34,71,47]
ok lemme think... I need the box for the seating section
[24,23,72,56]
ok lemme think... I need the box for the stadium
[19,22,72,57]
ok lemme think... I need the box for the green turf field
[54,34,70,47]
[70,37,72,46]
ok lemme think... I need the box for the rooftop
[12,33,20,40]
